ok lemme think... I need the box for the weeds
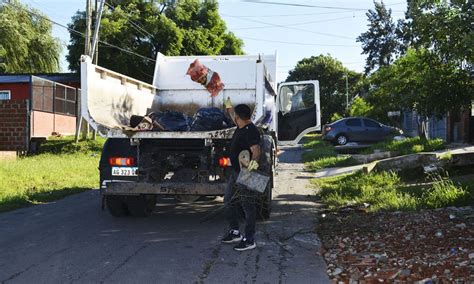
[363,137,445,155]
[303,135,360,171]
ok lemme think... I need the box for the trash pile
[317,206,474,283]
[129,107,233,132]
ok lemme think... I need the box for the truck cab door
[276,80,321,145]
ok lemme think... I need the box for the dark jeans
[224,171,257,242]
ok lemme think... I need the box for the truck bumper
[102,181,226,196]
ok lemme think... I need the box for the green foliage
[67,0,243,83]
[348,97,373,117]
[0,1,61,73]
[38,136,106,155]
[364,137,445,155]
[0,153,100,212]
[357,1,400,74]
[330,113,343,122]
[303,135,360,171]
[286,54,363,124]
[367,48,473,119]
[313,171,473,212]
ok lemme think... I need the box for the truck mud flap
[103,181,226,196]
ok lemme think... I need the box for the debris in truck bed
[190,107,232,131]
[318,206,474,283]
[186,59,224,97]
[128,108,233,132]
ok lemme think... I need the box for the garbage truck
[80,53,320,218]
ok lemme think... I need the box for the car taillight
[325,126,332,132]
[218,157,231,167]
[109,157,135,166]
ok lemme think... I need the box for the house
[0,73,80,155]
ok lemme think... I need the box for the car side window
[345,119,361,127]
[363,119,379,128]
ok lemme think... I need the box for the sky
[21,0,406,82]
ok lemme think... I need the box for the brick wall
[0,100,28,151]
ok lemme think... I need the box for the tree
[286,55,363,124]
[406,0,473,65]
[369,48,472,122]
[0,1,61,73]
[357,1,400,74]
[67,0,244,83]
[349,97,373,117]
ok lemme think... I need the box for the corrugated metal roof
[0,75,31,84]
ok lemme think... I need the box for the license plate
[111,167,138,176]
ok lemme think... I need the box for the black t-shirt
[229,123,261,172]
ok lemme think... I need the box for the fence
[31,76,77,116]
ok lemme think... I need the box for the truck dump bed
[80,53,277,139]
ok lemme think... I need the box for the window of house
[0,90,11,100]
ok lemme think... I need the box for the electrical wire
[240,0,404,12]
[233,15,361,30]
[222,14,356,40]
[103,2,157,41]
[3,1,156,63]
[240,36,358,47]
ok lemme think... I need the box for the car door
[344,118,364,141]
[277,81,320,145]
[363,118,383,142]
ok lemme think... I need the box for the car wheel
[336,134,348,145]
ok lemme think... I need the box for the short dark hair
[234,104,252,120]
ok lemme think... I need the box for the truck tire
[105,195,129,217]
[126,195,156,217]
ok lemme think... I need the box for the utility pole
[345,74,349,110]
[92,0,99,140]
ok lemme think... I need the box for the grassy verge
[0,137,105,212]
[302,135,359,171]
[363,137,446,155]
[312,171,474,212]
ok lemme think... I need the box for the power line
[222,13,356,40]
[103,2,156,41]
[240,36,358,47]
[240,0,404,12]
[4,1,156,63]
[233,15,361,30]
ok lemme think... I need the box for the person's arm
[250,144,261,162]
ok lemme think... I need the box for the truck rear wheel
[105,196,129,217]
[126,195,156,217]
[257,175,273,220]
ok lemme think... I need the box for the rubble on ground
[317,206,474,283]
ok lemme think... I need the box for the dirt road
[0,146,329,283]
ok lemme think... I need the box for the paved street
[0,146,329,284]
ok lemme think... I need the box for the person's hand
[224,97,232,109]
[248,160,259,171]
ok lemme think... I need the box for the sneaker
[233,238,256,251]
[222,230,243,244]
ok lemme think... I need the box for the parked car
[322,117,402,145]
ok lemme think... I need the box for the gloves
[224,97,232,109]
[247,160,259,171]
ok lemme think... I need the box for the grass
[312,171,474,212]
[0,137,105,212]
[302,135,359,171]
[363,137,446,155]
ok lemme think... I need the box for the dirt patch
[317,206,474,283]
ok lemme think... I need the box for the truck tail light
[109,157,135,166]
[218,157,231,168]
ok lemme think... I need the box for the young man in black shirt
[221,102,261,251]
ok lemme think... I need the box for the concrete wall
[30,110,76,138]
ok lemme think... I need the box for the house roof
[0,73,80,84]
